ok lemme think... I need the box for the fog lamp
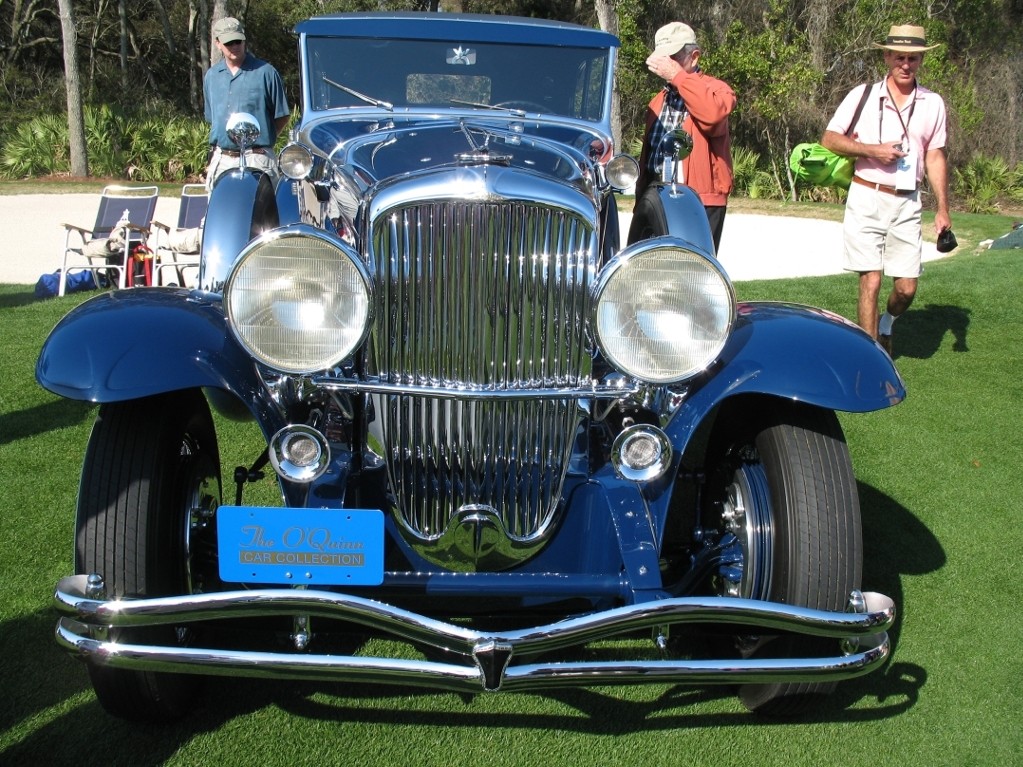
[611,424,672,482]
[269,425,330,483]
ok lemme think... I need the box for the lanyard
[882,82,916,143]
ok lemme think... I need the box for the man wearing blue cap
[203,16,290,189]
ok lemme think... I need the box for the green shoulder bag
[789,84,872,190]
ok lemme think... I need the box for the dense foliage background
[2,0,1021,209]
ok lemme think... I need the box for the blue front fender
[667,302,905,443]
[35,289,270,419]
[200,170,278,293]
[627,184,715,256]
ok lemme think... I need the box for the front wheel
[705,403,862,715]
[75,389,222,722]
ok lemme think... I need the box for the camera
[937,229,958,253]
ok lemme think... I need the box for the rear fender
[666,302,905,445]
[35,290,281,432]
[200,170,279,293]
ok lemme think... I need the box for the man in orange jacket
[635,22,736,252]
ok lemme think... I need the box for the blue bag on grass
[34,270,97,299]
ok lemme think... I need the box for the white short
[206,147,279,191]
[842,181,923,278]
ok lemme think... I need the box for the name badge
[895,148,917,191]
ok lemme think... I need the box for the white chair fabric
[153,184,209,287]
[59,185,159,296]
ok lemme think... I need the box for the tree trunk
[593,0,622,149]
[152,0,177,55]
[118,0,128,90]
[57,0,88,177]
[210,0,229,66]
[85,0,100,100]
[198,0,210,75]
[188,0,200,111]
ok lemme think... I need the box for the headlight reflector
[594,240,734,383]
[226,229,371,373]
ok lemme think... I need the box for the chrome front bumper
[55,574,894,693]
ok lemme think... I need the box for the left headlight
[593,238,735,384]
[225,227,372,373]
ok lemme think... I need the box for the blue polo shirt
[203,52,290,149]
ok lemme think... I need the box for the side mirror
[658,129,693,185]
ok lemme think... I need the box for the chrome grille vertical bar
[370,198,595,547]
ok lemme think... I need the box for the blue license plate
[217,506,384,586]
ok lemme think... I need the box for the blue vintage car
[39,12,902,721]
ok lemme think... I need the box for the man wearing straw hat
[821,24,952,356]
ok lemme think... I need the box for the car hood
[302,115,607,194]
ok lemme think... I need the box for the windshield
[304,36,611,121]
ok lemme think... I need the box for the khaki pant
[206,147,279,191]
[842,181,923,278]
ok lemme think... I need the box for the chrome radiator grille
[368,199,596,549]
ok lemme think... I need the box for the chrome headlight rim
[225,225,373,375]
[593,237,735,384]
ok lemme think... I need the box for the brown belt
[217,147,270,157]
[851,175,914,196]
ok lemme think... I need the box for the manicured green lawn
[2,231,1021,765]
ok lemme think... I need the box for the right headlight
[593,238,735,383]
[225,227,372,374]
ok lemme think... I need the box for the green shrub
[0,115,68,178]
[1010,162,1023,206]
[164,120,211,181]
[0,106,208,181]
[730,146,760,196]
[126,118,169,181]
[84,105,130,178]
[954,153,1013,214]
[747,169,781,200]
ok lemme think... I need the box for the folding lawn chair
[152,183,208,287]
[59,185,159,296]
